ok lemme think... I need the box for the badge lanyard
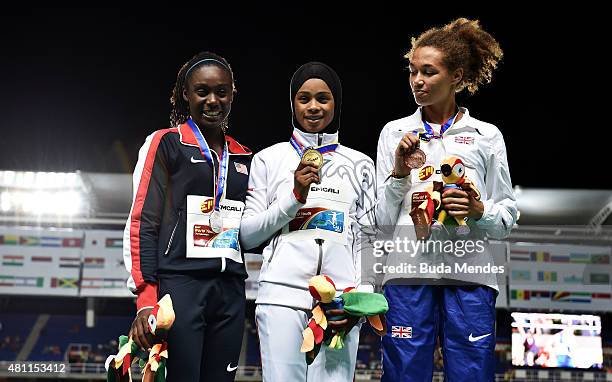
[187,118,229,217]
[289,133,339,158]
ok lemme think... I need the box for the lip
[413,90,428,95]
[202,110,223,120]
[305,115,323,121]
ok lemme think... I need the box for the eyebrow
[296,91,332,96]
[192,82,231,88]
[410,64,435,68]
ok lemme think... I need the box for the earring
[221,118,229,133]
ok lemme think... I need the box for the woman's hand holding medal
[294,149,322,201]
[393,133,425,177]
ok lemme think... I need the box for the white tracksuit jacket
[240,128,403,309]
[376,107,518,289]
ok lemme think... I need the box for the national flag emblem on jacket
[391,326,412,338]
[234,162,248,175]
[454,136,474,145]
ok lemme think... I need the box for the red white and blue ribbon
[289,133,338,158]
[413,111,459,142]
[187,118,228,213]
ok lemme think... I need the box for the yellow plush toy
[435,156,481,235]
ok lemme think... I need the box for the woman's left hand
[441,187,484,220]
[326,309,360,333]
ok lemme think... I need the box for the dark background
[0,6,604,189]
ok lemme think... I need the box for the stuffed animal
[409,181,443,240]
[300,275,388,364]
[105,294,175,382]
[434,156,481,236]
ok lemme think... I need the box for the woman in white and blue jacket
[240,62,401,382]
[376,18,518,382]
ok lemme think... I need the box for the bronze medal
[404,148,427,169]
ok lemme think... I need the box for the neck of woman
[203,126,225,158]
[422,99,459,125]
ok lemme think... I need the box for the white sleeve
[352,158,378,289]
[239,152,304,250]
[475,130,518,239]
[375,125,412,230]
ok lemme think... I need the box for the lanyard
[413,111,459,142]
[187,118,228,212]
[289,133,339,158]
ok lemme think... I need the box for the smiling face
[182,64,234,129]
[409,46,462,107]
[294,78,335,133]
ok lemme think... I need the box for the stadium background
[0,5,609,382]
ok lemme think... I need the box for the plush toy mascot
[435,156,481,236]
[105,294,175,382]
[409,181,443,240]
[300,275,388,364]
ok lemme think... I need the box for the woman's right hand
[129,307,153,350]
[393,133,420,178]
[294,162,320,201]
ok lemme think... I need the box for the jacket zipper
[164,211,181,256]
[316,133,324,274]
[267,232,281,264]
[315,238,324,275]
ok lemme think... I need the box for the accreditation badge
[185,195,244,263]
[283,180,350,245]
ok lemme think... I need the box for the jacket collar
[178,122,252,155]
[291,128,339,148]
[409,106,475,135]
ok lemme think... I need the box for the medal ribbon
[412,110,459,142]
[187,118,228,212]
[289,133,339,158]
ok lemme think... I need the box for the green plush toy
[301,275,388,364]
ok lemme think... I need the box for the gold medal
[301,149,324,169]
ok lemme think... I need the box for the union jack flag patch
[454,136,475,145]
[234,162,249,175]
[391,326,412,338]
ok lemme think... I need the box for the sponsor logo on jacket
[311,186,340,194]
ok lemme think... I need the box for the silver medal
[210,210,223,233]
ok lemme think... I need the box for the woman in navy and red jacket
[123,51,251,382]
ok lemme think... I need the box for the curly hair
[405,18,503,94]
[169,51,235,127]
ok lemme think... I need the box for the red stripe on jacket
[129,128,176,309]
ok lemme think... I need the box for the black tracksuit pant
[159,273,245,381]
